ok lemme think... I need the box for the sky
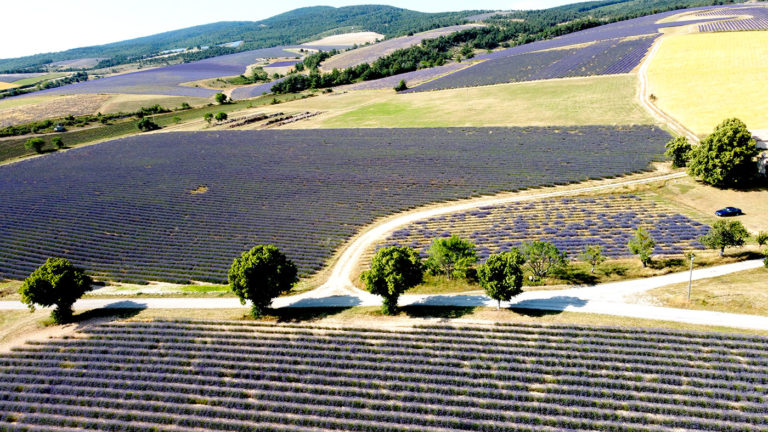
[0,0,578,59]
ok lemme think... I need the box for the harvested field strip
[0,320,766,431]
[0,127,669,283]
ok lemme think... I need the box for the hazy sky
[0,0,578,59]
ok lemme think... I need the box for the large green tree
[425,235,477,280]
[19,258,92,324]
[361,246,424,315]
[520,241,567,280]
[688,118,758,188]
[24,137,45,154]
[228,245,298,318]
[699,220,750,257]
[478,249,526,310]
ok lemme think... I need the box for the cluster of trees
[665,118,761,188]
[203,112,228,125]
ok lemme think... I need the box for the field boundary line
[638,35,700,143]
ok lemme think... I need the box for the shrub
[394,79,408,92]
[51,136,64,149]
[756,231,768,247]
[137,118,160,132]
[215,112,228,122]
[578,244,606,273]
[24,137,45,153]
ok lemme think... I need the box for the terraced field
[379,194,710,262]
[0,127,669,283]
[1,320,767,431]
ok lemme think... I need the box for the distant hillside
[0,5,476,72]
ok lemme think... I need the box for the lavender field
[0,127,669,283]
[13,46,345,99]
[409,36,659,91]
[698,5,768,32]
[1,320,767,431]
[380,194,710,262]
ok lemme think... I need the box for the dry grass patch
[97,94,209,114]
[634,267,768,315]
[647,31,768,136]
[0,94,111,127]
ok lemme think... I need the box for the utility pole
[687,252,695,304]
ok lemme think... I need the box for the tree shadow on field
[649,257,684,270]
[552,267,599,286]
[269,307,355,323]
[401,306,477,320]
[70,301,148,328]
[510,296,588,317]
[599,263,628,277]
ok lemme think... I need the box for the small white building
[752,130,768,150]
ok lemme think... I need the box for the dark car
[715,207,742,217]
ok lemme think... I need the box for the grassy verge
[635,267,768,315]
[0,93,310,164]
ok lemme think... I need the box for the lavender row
[0,127,669,283]
[0,321,765,431]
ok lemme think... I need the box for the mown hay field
[647,31,768,136]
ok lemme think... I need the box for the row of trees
[665,118,761,188]
[19,222,768,323]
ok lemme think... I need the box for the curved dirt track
[313,171,687,297]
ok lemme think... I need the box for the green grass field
[278,74,653,129]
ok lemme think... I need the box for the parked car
[715,207,742,217]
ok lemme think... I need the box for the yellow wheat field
[0,82,19,91]
[647,31,768,136]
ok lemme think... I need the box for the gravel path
[0,259,763,329]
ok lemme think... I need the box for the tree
[228,245,298,318]
[756,231,768,248]
[628,227,655,267]
[394,79,408,91]
[19,258,92,324]
[520,241,567,279]
[24,137,45,153]
[215,112,228,122]
[203,112,214,124]
[425,235,477,279]
[215,92,229,105]
[478,249,525,310]
[699,220,749,257]
[137,118,160,132]
[179,102,191,110]
[51,136,64,149]
[665,136,692,168]
[578,244,606,273]
[361,246,424,315]
[688,118,759,188]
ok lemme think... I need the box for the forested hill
[0,5,475,72]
